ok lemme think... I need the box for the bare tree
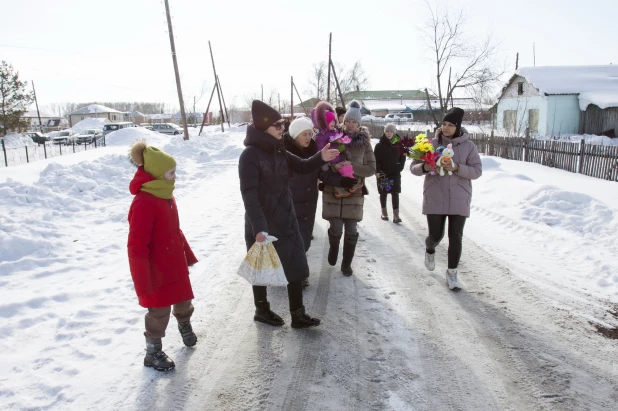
[336,61,370,96]
[305,62,327,101]
[422,0,504,126]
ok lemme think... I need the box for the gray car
[152,123,183,135]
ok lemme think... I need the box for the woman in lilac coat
[410,107,482,290]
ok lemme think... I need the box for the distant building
[496,65,618,136]
[69,104,127,127]
[21,110,63,130]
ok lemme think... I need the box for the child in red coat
[127,141,198,371]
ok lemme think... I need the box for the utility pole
[32,81,43,132]
[291,76,294,117]
[515,52,519,70]
[163,0,189,140]
[217,75,231,127]
[261,84,264,101]
[533,43,536,66]
[327,32,332,103]
[208,41,225,132]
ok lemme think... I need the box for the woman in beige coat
[323,101,376,275]
[410,107,482,290]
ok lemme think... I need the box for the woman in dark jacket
[374,123,406,223]
[239,100,339,328]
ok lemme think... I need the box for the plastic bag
[237,234,288,286]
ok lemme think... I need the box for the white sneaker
[424,252,435,271]
[446,269,461,290]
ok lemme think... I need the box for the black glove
[341,177,358,188]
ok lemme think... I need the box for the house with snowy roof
[68,104,127,127]
[496,65,618,137]
[21,109,63,130]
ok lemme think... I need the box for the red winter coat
[127,167,198,308]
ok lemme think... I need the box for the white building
[496,65,618,137]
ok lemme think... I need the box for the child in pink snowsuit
[313,101,363,198]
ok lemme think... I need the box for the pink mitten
[339,164,355,178]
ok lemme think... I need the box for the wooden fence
[363,122,618,182]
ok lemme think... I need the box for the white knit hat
[343,100,362,124]
[289,117,314,139]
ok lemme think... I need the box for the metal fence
[365,122,618,182]
[1,136,107,168]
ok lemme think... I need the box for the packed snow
[517,65,618,110]
[1,132,35,148]
[0,126,617,410]
[70,118,108,134]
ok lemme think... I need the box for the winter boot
[254,302,284,326]
[144,333,175,372]
[302,278,310,288]
[178,321,197,347]
[381,207,389,221]
[341,232,359,276]
[424,252,435,271]
[327,229,342,266]
[290,306,321,329]
[393,209,402,224]
[446,268,461,291]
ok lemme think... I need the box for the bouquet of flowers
[408,134,435,161]
[329,132,352,153]
[378,177,394,192]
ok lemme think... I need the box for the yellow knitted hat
[143,146,176,179]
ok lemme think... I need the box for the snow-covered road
[1,128,617,410]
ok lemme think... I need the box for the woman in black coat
[283,117,356,286]
[374,124,406,223]
[239,101,339,329]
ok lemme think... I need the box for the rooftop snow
[516,65,618,110]
[70,104,124,115]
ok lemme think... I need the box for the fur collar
[348,126,371,148]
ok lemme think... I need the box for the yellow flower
[415,134,426,143]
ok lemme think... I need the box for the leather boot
[290,306,321,328]
[381,207,389,221]
[254,302,284,326]
[393,209,402,224]
[144,333,175,371]
[177,321,197,347]
[327,229,342,266]
[341,232,359,276]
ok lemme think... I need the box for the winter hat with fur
[289,117,315,139]
[251,100,282,132]
[384,124,397,133]
[343,100,362,124]
[130,141,176,179]
[313,100,336,130]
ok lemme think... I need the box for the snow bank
[534,134,618,146]
[71,118,107,133]
[105,126,170,148]
[1,132,35,148]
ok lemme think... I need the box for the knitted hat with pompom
[130,141,176,179]
[343,100,362,124]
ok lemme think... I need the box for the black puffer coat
[374,134,406,194]
[239,126,325,283]
[284,134,341,251]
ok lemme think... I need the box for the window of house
[503,110,517,131]
[517,82,524,95]
[112,115,117,121]
[528,109,539,133]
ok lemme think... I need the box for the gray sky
[2,0,617,113]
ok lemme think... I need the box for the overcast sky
[2,0,617,113]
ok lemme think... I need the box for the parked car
[385,112,414,120]
[25,131,49,144]
[152,123,183,135]
[75,129,103,144]
[52,130,79,145]
[103,122,137,137]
